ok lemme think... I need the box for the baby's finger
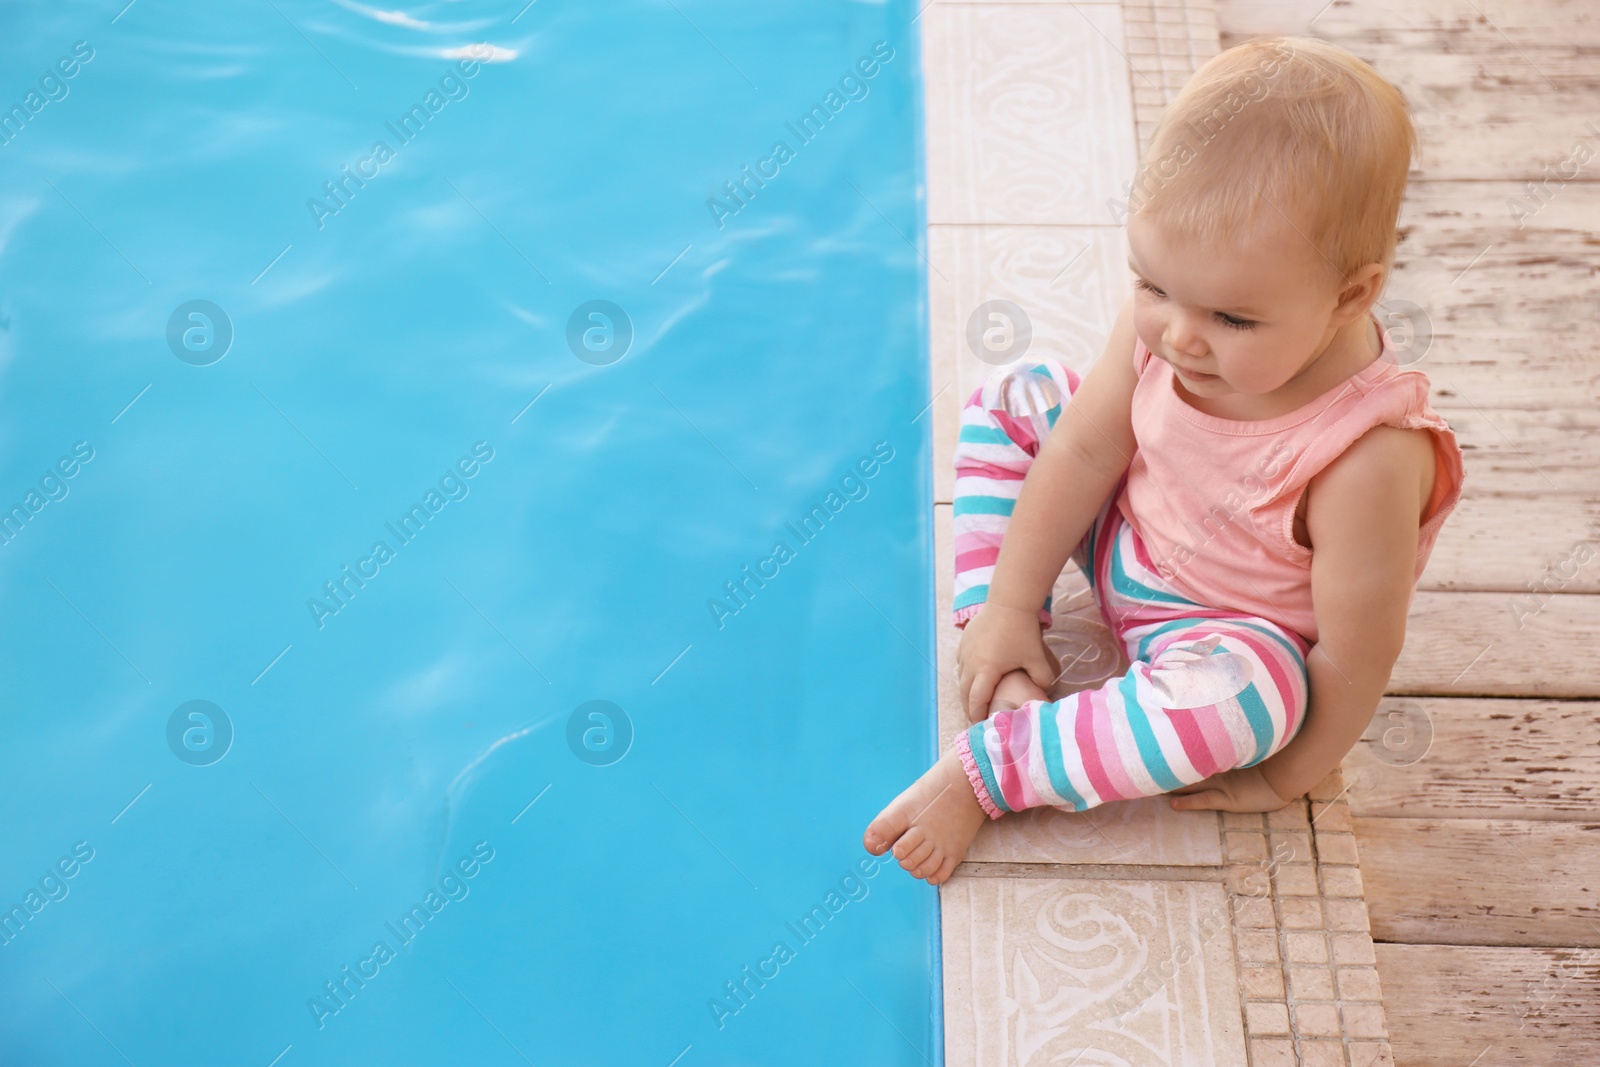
[967,670,996,722]
[1023,650,1058,694]
[1169,790,1225,811]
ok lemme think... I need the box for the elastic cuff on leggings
[953,602,1053,631]
[954,731,1005,820]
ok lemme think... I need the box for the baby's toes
[891,825,927,863]
[911,846,945,881]
[898,836,936,875]
[864,801,912,855]
[928,854,961,886]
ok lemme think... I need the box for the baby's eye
[1135,279,1164,298]
[1216,312,1255,331]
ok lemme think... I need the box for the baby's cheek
[1221,353,1285,394]
[1130,304,1161,352]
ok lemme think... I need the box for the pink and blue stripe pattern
[950,359,1313,817]
[952,361,1082,630]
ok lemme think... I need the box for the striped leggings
[952,358,1312,818]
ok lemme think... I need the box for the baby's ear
[1335,262,1387,320]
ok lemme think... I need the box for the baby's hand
[956,603,1060,721]
[971,669,1051,723]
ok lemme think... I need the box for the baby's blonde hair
[1127,36,1417,285]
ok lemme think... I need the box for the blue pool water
[0,2,938,1064]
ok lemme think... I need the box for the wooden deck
[1216,2,1600,1063]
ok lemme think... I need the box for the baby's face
[1126,212,1355,400]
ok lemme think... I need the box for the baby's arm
[1172,424,1437,811]
[958,295,1141,718]
[1258,425,1436,800]
[982,294,1141,612]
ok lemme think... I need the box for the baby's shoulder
[1307,424,1437,527]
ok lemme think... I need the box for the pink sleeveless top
[1115,317,1466,643]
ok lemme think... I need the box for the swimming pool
[0,1,939,1063]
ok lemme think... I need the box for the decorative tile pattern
[942,876,1249,1065]
[922,4,1138,225]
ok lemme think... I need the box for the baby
[864,36,1465,886]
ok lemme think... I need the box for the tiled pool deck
[919,2,1396,1062]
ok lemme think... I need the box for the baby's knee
[1145,635,1258,710]
[978,358,1077,417]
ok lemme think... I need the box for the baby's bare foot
[862,747,988,886]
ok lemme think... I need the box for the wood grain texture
[1431,404,1598,497]
[1386,182,1600,413]
[1345,698,1600,821]
[1355,816,1600,946]
[1219,0,1600,182]
[1423,497,1600,593]
[1390,591,1600,699]
[1376,943,1600,1067]
[1208,0,1600,1061]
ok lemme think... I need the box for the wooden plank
[1436,406,1600,497]
[1415,330,1600,413]
[1384,181,1600,413]
[1423,497,1600,593]
[1219,0,1600,182]
[1392,591,1600,699]
[1345,698,1600,821]
[1355,816,1600,947]
[1377,943,1600,1067]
